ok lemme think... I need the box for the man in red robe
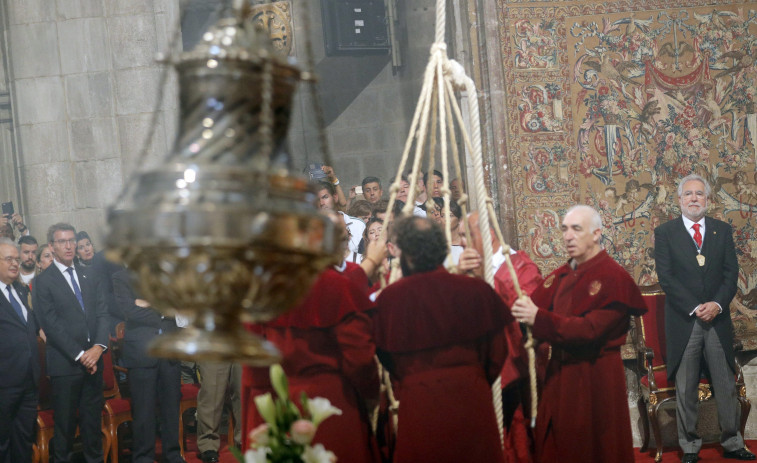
[512,205,646,463]
[373,216,510,463]
[459,211,542,463]
[242,214,381,463]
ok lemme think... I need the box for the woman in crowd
[36,244,54,273]
[430,198,464,264]
[75,231,95,266]
[348,200,373,224]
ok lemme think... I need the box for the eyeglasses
[1,256,21,264]
[54,239,77,246]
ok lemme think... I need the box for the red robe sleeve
[335,311,380,403]
[494,250,543,307]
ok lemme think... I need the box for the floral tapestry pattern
[497,0,757,347]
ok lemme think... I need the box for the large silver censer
[106,7,339,365]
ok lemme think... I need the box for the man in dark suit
[112,268,185,463]
[655,174,754,463]
[33,223,108,463]
[0,238,40,463]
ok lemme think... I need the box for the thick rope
[376,0,540,440]
[443,70,539,428]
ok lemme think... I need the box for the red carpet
[635,441,757,462]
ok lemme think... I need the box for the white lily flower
[254,392,277,428]
[270,364,289,401]
[302,443,337,463]
[306,397,342,426]
[244,447,269,463]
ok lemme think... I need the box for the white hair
[0,237,18,250]
[565,205,602,232]
[677,174,711,197]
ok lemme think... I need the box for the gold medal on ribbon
[696,254,705,266]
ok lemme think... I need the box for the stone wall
[3,0,443,239]
[286,0,440,192]
[4,0,180,243]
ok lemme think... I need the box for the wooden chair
[33,337,112,463]
[102,348,132,463]
[635,284,751,462]
[34,336,54,463]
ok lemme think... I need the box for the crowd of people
[0,171,751,463]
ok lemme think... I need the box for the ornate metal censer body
[106,5,339,365]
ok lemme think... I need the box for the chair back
[638,284,667,367]
[37,336,53,410]
[115,321,125,341]
[102,348,121,399]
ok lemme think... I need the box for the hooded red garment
[528,250,646,463]
[493,250,543,463]
[374,266,511,463]
[242,267,380,463]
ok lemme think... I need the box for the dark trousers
[0,368,37,463]
[50,373,104,463]
[129,359,183,463]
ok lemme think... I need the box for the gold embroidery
[588,280,601,296]
[543,274,555,288]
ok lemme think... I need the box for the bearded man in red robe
[373,216,511,463]
[512,205,646,463]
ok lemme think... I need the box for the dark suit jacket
[654,216,739,380]
[90,250,124,331]
[112,269,179,369]
[32,263,109,377]
[0,281,40,388]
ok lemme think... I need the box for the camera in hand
[1,201,13,217]
[305,163,327,181]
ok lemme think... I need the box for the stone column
[5,0,179,242]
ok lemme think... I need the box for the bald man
[511,205,646,463]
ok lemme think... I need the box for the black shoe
[200,450,220,463]
[724,448,757,460]
[682,453,699,463]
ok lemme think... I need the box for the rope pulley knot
[440,187,451,197]
[485,197,494,204]
[389,183,401,194]
[457,193,468,206]
[443,59,468,90]
[430,42,447,57]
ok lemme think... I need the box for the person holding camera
[1,201,29,241]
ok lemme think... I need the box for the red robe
[494,250,543,463]
[529,250,646,463]
[374,267,510,463]
[242,268,380,463]
[341,261,371,294]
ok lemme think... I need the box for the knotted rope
[373,0,539,444]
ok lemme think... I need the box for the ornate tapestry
[497,0,757,347]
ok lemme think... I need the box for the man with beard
[373,216,510,462]
[655,174,754,462]
[17,235,38,287]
